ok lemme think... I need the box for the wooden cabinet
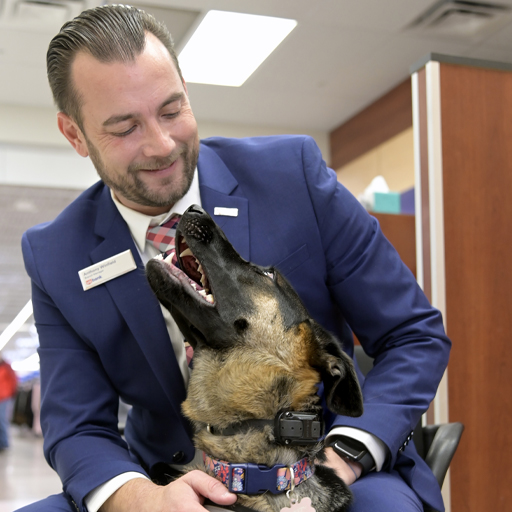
[412,54,512,512]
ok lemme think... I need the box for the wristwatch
[330,436,376,476]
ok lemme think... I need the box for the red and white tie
[146,214,180,263]
[146,215,194,366]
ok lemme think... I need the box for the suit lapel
[198,144,250,260]
[90,187,187,408]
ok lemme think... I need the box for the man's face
[68,33,199,215]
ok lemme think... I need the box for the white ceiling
[1,0,512,133]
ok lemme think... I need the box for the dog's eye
[234,318,249,331]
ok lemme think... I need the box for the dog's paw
[313,465,353,512]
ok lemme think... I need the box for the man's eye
[164,111,180,119]
[113,126,136,137]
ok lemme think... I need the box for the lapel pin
[214,207,238,217]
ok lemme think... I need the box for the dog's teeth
[197,264,204,275]
[206,294,214,303]
[191,282,197,290]
[153,253,164,261]
[180,248,193,258]
[200,274,207,287]
[164,252,175,264]
[198,289,207,296]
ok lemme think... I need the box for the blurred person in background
[0,352,18,451]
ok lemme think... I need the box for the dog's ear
[309,320,363,417]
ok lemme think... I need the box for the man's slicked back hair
[47,4,183,128]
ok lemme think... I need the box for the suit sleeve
[22,231,149,511]
[298,137,451,470]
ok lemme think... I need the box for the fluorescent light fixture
[179,10,297,87]
[0,300,33,351]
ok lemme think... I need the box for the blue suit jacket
[22,135,450,511]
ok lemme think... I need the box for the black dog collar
[207,410,324,446]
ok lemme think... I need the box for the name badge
[214,207,238,217]
[78,249,137,291]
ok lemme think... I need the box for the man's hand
[100,470,237,512]
[320,447,363,486]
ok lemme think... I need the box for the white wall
[0,104,329,190]
[0,142,98,189]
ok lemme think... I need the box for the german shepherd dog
[146,205,364,512]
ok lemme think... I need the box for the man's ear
[309,320,364,417]
[57,112,89,157]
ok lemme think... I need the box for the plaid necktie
[146,214,194,366]
[146,214,180,264]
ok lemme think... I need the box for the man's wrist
[343,459,363,481]
[87,473,150,512]
[326,427,388,472]
[99,478,160,512]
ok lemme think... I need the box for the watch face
[333,439,366,461]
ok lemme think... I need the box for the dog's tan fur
[183,296,321,428]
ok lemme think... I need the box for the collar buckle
[228,462,285,495]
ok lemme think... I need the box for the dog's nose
[182,205,213,244]
[186,204,206,216]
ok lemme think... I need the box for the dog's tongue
[177,237,210,292]
[162,249,205,292]
[180,251,204,286]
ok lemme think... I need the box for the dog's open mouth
[151,236,215,305]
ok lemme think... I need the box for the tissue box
[373,192,401,214]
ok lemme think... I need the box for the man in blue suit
[19,5,450,512]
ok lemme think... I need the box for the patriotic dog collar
[204,453,314,495]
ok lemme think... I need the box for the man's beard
[86,137,199,209]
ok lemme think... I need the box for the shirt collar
[110,168,201,253]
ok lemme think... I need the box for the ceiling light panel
[178,10,297,87]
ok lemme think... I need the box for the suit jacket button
[172,451,185,463]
